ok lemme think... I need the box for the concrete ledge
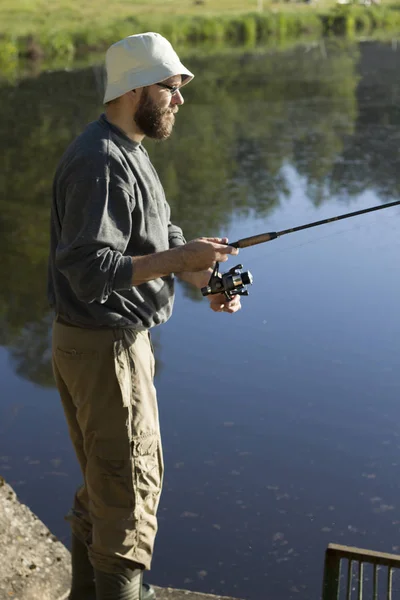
[0,477,243,600]
[0,476,71,600]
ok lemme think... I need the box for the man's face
[134,76,184,140]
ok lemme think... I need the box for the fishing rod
[201,200,400,301]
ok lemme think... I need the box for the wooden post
[322,547,341,600]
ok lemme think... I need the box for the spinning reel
[201,263,253,301]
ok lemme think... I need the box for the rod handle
[230,232,278,249]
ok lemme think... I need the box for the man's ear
[126,89,140,107]
[131,86,145,95]
[129,88,143,103]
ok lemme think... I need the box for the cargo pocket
[132,434,163,518]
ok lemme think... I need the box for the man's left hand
[208,293,242,314]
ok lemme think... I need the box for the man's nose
[171,90,184,106]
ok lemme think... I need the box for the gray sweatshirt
[47,114,186,329]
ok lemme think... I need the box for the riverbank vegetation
[0,0,400,64]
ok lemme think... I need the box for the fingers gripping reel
[201,263,253,301]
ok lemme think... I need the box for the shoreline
[1,5,400,67]
[0,476,244,600]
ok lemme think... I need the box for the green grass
[0,0,400,63]
[0,0,338,37]
[1,0,398,37]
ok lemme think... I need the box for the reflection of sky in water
[1,162,400,600]
[156,169,400,598]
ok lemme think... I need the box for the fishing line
[246,222,365,265]
[201,200,400,301]
[245,207,400,266]
[230,200,400,249]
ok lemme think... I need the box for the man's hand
[131,237,237,286]
[175,237,241,314]
[177,237,239,272]
[208,293,242,314]
[175,237,236,289]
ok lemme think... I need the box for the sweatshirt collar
[99,113,142,152]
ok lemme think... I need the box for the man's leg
[52,356,95,599]
[52,322,163,598]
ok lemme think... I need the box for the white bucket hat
[103,32,194,103]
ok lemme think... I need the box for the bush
[39,29,75,58]
[241,15,258,46]
[0,37,18,81]
[354,11,372,33]
[253,12,275,41]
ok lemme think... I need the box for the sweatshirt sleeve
[55,177,134,304]
[164,200,185,248]
[168,221,186,248]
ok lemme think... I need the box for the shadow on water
[1,39,400,599]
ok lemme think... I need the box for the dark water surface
[1,40,400,600]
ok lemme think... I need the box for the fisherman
[47,32,241,600]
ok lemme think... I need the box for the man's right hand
[131,237,239,286]
[177,237,239,272]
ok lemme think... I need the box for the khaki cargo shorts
[52,320,163,573]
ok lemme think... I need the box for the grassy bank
[0,1,400,65]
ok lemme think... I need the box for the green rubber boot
[95,568,156,600]
[69,535,155,599]
[69,533,96,600]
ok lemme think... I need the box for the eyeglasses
[156,82,181,96]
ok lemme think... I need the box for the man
[48,32,241,600]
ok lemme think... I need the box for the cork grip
[230,232,278,249]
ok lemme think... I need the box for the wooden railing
[322,544,400,600]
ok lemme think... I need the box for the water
[1,39,400,600]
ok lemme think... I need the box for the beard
[134,88,177,140]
